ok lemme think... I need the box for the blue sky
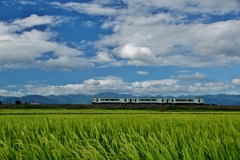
[1,0,240,96]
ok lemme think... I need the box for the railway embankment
[1,104,240,111]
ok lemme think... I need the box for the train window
[135,99,137,102]
[162,99,164,102]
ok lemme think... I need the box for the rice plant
[0,112,239,159]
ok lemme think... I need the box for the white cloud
[118,43,156,65]
[226,92,240,95]
[170,72,211,81]
[97,19,240,67]
[35,57,93,71]
[25,76,130,96]
[82,21,95,27]
[139,79,178,87]
[0,15,93,70]
[2,0,240,70]
[7,85,18,88]
[83,79,100,86]
[120,0,240,14]
[18,1,37,5]
[11,14,63,30]
[94,52,114,62]
[22,75,235,96]
[51,2,117,15]
[0,89,24,97]
[87,0,240,68]
[137,71,148,75]
[90,52,124,67]
[232,79,240,86]
[4,1,237,69]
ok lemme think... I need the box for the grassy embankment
[1,104,240,111]
[0,110,239,159]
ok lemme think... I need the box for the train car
[130,98,167,104]
[92,97,204,105]
[168,98,204,105]
[92,98,130,104]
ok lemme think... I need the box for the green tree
[15,100,21,105]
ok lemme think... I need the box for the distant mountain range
[0,92,240,105]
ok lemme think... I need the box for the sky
[0,0,240,97]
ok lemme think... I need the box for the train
[92,97,204,105]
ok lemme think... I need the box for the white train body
[130,98,167,104]
[92,97,204,105]
[92,98,131,104]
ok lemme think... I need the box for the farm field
[0,109,239,159]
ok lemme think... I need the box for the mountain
[199,94,240,105]
[1,93,240,105]
[0,96,7,101]
[46,95,92,104]
[3,95,54,104]
[2,94,94,104]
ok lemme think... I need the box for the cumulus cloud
[170,72,211,82]
[21,75,236,96]
[25,76,130,96]
[7,85,19,88]
[83,79,100,86]
[35,57,93,71]
[2,0,240,70]
[18,1,37,5]
[98,19,240,67]
[7,0,237,69]
[232,79,240,86]
[88,0,240,67]
[11,14,63,30]
[94,52,114,62]
[137,71,148,75]
[0,14,93,70]
[90,52,124,67]
[0,89,24,97]
[118,43,156,65]
[51,2,117,15]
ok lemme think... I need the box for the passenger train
[92,97,204,105]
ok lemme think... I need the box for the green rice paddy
[0,109,239,159]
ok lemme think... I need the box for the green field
[0,109,239,159]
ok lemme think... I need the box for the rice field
[0,110,239,160]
